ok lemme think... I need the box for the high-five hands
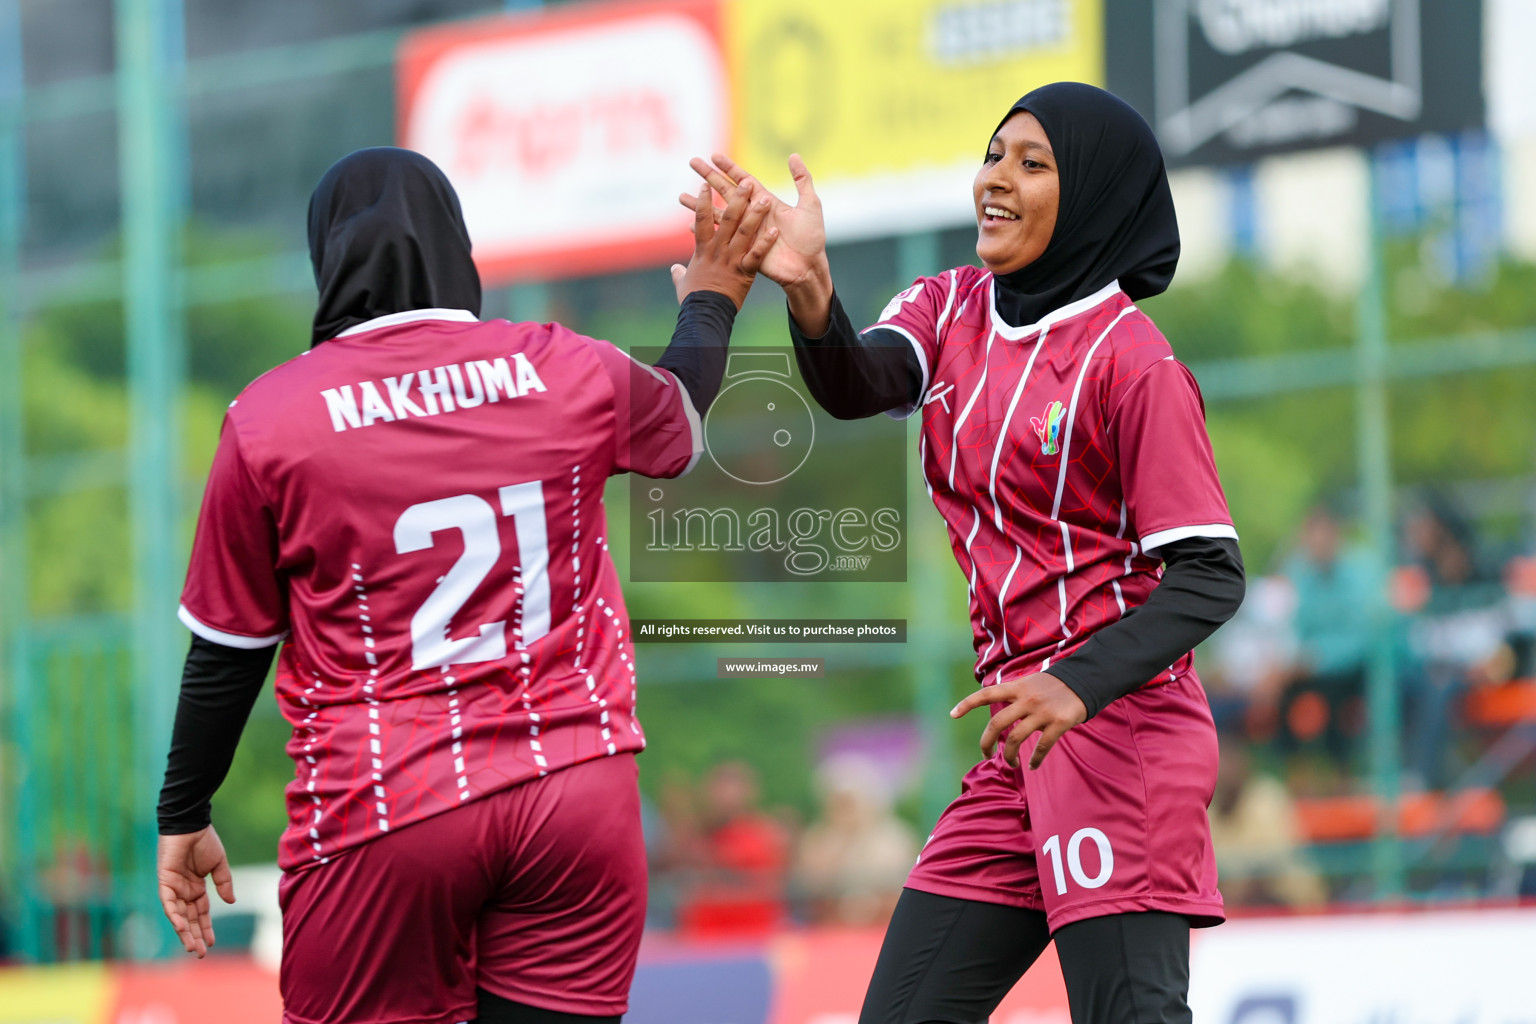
[950,672,1089,770]
[680,153,834,335]
[671,176,777,310]
[157,826,236,958]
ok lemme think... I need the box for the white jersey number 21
[393,482,551,670]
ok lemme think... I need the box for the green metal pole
[0,0,40,962]
[1357,150,1404,899]
[116,0,186,958]
[501,0,544,323]
[897,231,955,830]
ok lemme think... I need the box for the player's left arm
[159,419,288,955]
[157,637,270,957]
[1046,536,1244,716]
[1047,354,1245,720]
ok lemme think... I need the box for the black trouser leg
[858,888,1052,1024]
[476,989,620,1024]
[1054,912,1192,1024]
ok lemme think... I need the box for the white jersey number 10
[1040,827,1115,896]
[393,482,551,670]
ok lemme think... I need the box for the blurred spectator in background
[1396,493,1509,788]
[676,761,791,937]
[1275,507,1376,769]
[41,840,115,958]
[1501,554,1536,680]
[1207,573,1297,738]
[639,774,709,931]
[793,753,918,926]
[1208,737,1327,910]
[646,770,710,875]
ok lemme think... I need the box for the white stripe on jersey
[1056,577,1073,644]
[996,546,1025,657]
[336,308,478,338]
[634,357,705,475]
[1140,522,1240,553]
[1111,502,1132,616]
[874,324,927,422]
[948,325,997,489]
[989,279,1122,341]
[178,604,288,649]
[989,326,1049,531]
[963,507,998,664]
[879,270,959,421]
[986,326,1052,658]
[1041,303,1135,646]
[1049,305,1136,520]
[936,269,959,334]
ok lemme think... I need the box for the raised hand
[950,672,1088,770]
[681,153,833,334]
[157,826,236,957]
[670,176,777,309]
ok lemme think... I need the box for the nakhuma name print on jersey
[320,352,547,432]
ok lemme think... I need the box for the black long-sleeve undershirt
[788,292,924,419]
[1048,536,1245,718]
[158,637,274,835]
[655,290,738,415]
[157,293,742,835]
[784,289,1246,716]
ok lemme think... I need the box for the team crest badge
[1031,400,1066,456]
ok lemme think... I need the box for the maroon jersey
[179,309,701,870]
[868,268,1235,689]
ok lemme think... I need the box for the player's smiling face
[973,112,1060,276]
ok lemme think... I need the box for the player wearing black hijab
[157,147,775,1023]
[687,84,1244,1024]
[307,147,484,345]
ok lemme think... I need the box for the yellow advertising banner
[726,0,1102,239]
[0,964,114,1024]
[397,0,1105,279]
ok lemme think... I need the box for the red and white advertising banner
[398,0,727,283]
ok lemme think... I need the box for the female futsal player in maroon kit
[687,83,1245,1023]
[154,149,774,1023]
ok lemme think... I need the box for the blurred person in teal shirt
[1277,507,1376,768]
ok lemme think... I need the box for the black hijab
[988,82,1179,328]
[307,147,481,346]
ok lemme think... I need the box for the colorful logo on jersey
[1031,401,1066,456]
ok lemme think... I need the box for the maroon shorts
[278,753,646,1024]
[907,672,1224,932]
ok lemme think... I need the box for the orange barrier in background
[1293,788,1506,843]
[1466,680,1536,727]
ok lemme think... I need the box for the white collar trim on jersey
[988,279,1124,340]
[337,308,479,338]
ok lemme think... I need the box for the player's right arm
[682,153,928,420]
